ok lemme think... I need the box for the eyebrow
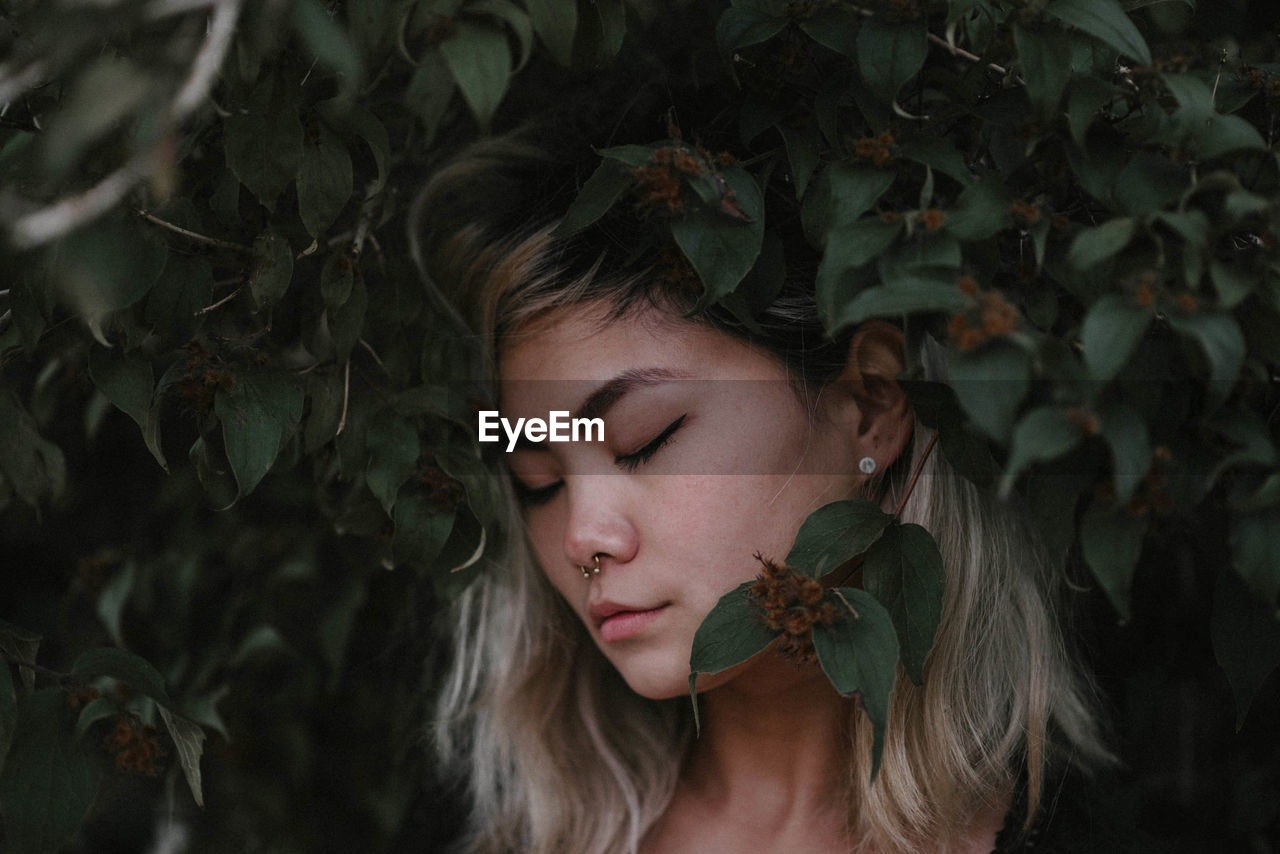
[575,367,686,422]
[509,367,687,452]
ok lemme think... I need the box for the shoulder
[992,765,1159,854]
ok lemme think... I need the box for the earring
[859,456,877,475]
[581,554,601,580]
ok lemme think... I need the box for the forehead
[496,304,787,386]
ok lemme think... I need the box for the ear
[828,320,914,469]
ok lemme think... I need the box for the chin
[607,652,692,701]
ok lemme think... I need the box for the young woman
[418,143,1115,854]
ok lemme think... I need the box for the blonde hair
[421,148,1111,854]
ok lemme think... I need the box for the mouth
[593,603,669,643]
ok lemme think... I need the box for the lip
[591,601,669,643]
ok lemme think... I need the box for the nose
[562,475,638,569]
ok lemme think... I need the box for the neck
[684,654,851,828]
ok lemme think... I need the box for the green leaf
[786,499,894,578]
[0,688,102,854]
[0,387,67,507]
[671,166,765,302]
[73,696,119,740]
[1068,217,1135,270]
[812,588,899,780]
[1167,311,1245,411]
[95,560,136,648]
[1080,292,1151,381]
[214,371,305,498]
[897,138,972,185]
[594,0,626,56]
[1230,509,1280,606]
[688,580,778,729]
[1013,24,1073,119]
[49,217,167,343]
[779,127,820,199]
[366,411,420,516]
[329,262,368,363]
[716,7,787,53]
[440,21,512,129]
[158,705,206,807]
[948,344,1031,442]
[1067,75,1118,146]
[599,144,661,168]
[863,523,945,685]
[856,18,929,104]
[1045,0,1151,65]
[249,230,295,311]
[0,660,14,777]
[406,50,455,142]
[816,218,903,321]
[832,277,970,331]
[1081,500,1146,621]
[72,647,171,705]
[943,180,1012,240]
[1097,401,1150,502]
[554,158,633,236]
[145,253,213,349]
[293,0,363,90]
[318,100,391,193]
[526,0,577,65]
[798,6,862,59]
[88,346,153,435]
[224,74,304,210]
[297,125,354,238]
[0,620,40,694]
[321,253,355,309]
[304,368,345,453]
[392,492,456,568]
[1212,568,1280,730]
[1000,406,1085,496]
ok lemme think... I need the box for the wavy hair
[419,142,1111,854]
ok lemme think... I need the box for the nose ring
[580,554,601,580]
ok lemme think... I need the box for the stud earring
[859,456,877,475]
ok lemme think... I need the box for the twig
[6,0,244,249]
[171,0,243,121]
[0,648,73,686]
[831,588,861,619]
[359,338,388,372]
[194,285,241,316]
[137,208,252,252]
[0,309,11,333]
[335,360,351,435]
[927,32,1010,77]
[350,189,379,257]
[0,60,48,108]
[10,152,154,248]
[843,2,1010,77]
[145,0,218,18]
[1210,49,1228,109]
[894,431,940,520]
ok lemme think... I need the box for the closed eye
[615,414,686,473]
[513,478,561,507]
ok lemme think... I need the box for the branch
[335,360,351,436]
[0,60,48,108]
[4,0,244,250]
[172,0,243,121]
[0,647,73,686]
[894,432,939,520]
[194,285,242,316]
[10,151,154,249]
[137,208,252,252]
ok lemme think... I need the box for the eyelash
[614,414,686,473]
[513,414,687,506]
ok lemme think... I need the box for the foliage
[0,0,1278,850]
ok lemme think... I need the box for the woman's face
[499,305,870,700]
